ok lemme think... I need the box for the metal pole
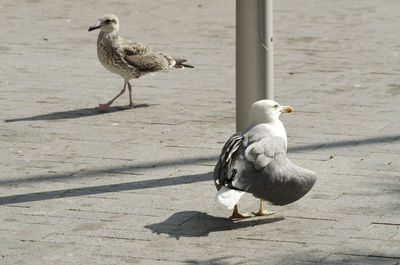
[236,0,273,131]
[264,0,274,100]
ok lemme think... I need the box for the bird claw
[252,210,275,217]
[96,104,111,112]
[230,205,252,219]
[116,104,134,110]
[230,211,251,219]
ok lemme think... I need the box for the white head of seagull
[249,99,293,124]
[88,14,120,33]
[248,100,293,149]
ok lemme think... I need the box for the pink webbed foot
[96,103,111,112]
[116,103,134,110]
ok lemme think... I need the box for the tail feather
[215,186,245,210]
[174,58,194,68]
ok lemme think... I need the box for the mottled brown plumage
[89,14,193,111]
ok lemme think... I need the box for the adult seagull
[214,100,317,218]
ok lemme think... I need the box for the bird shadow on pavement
[145,211,284,239]
[4,104,152,123]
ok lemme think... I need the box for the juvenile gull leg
[230,205,251,219]
[97,82,127,111]
[252,200,275,217]
[116,81,134,109]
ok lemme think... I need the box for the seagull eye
[273,104,279,109]
[105,19,111,24]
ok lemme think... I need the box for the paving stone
[1,0,400,264]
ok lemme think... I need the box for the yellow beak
[280,106,294,113]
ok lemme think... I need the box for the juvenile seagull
[88,14,193,111]
[214,100,317,219]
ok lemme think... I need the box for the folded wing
[214,134,316,206]
[121,39,175,72]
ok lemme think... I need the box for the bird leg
[116,81,134,109]
[252,200,275,216]
[127,82,133,107]
[97,82,128,111]
[229,205,251,219]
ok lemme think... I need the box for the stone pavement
[1,0,400,264]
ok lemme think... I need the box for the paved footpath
[1,0,400,264]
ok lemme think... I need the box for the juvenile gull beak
[88,22,101,32]
[280,106,293,113]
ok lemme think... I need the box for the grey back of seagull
[214,125,316,206]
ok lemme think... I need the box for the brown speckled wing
[120,38,173,72]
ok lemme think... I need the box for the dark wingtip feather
[180,63,194,68]
[174,58,194,68]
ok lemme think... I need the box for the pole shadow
[4,104,152,122]
[0,134,398,187]
[0,172,212,205]
[184,257,238,265]
[287,134,400,152]
[145,211,284,239]
[0,156,218,186]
